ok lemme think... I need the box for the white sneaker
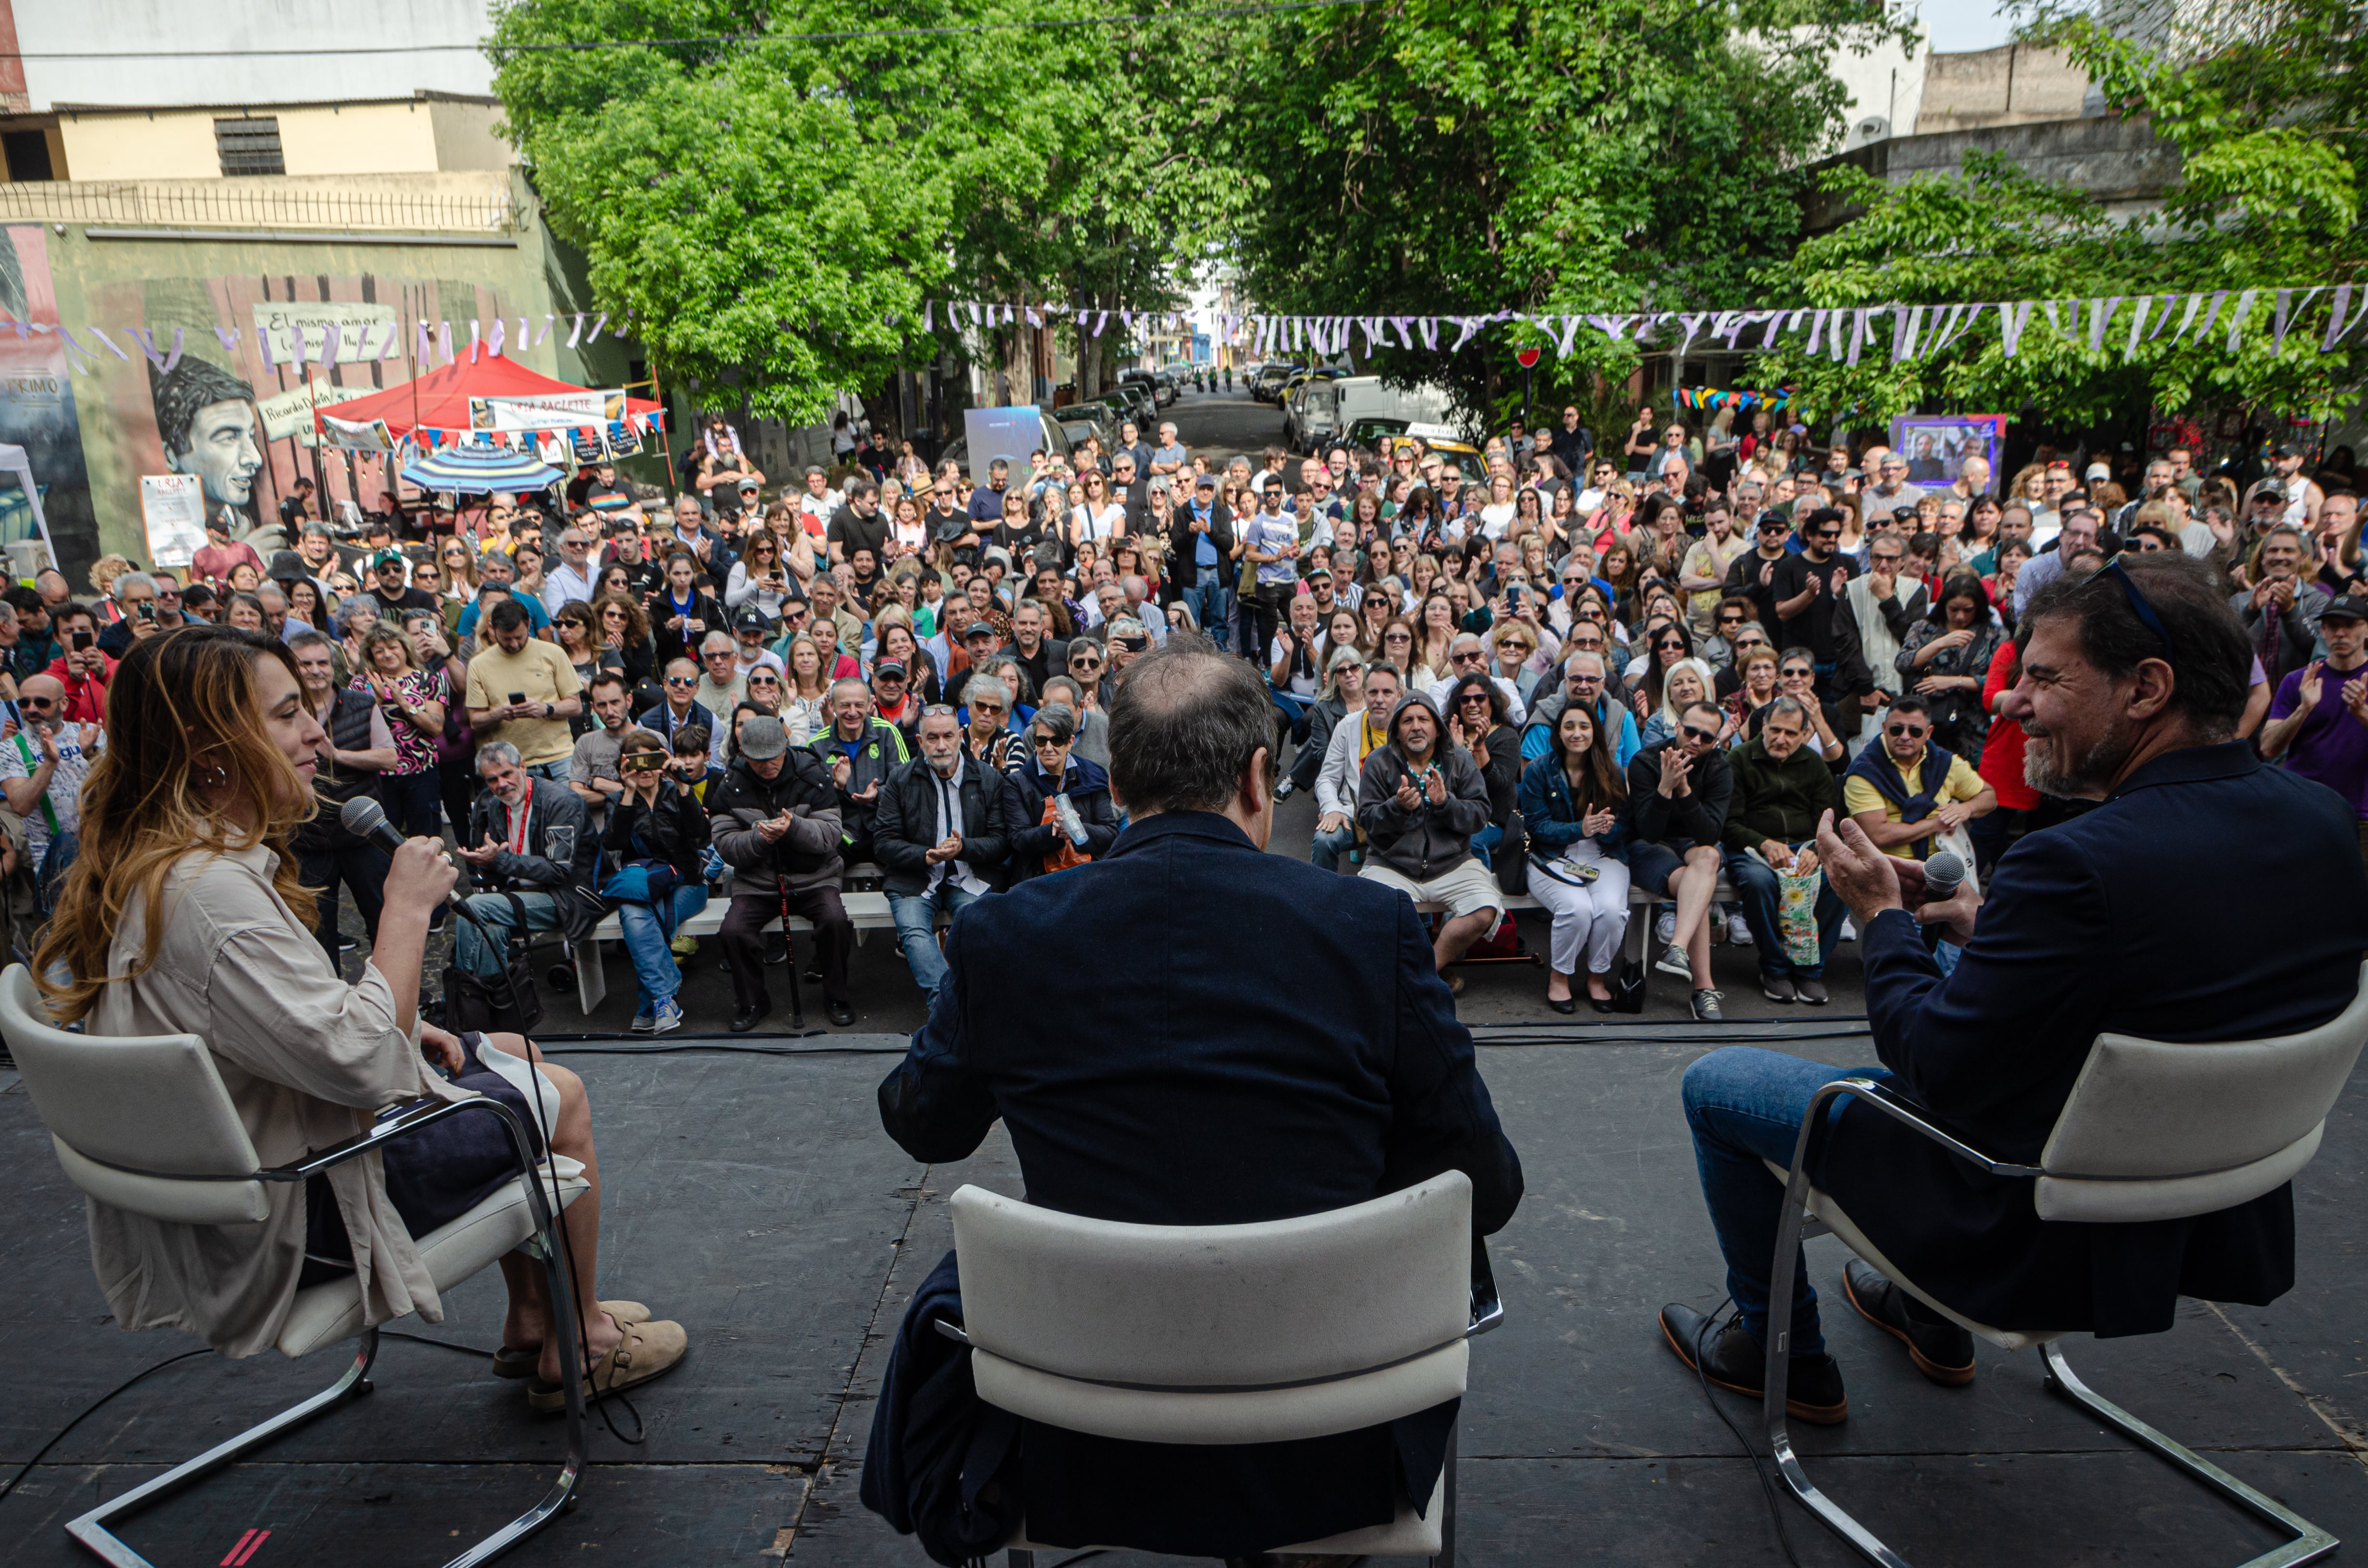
[1654,948,1695,979]
[1839,917,1858,942]
[650,997,685,1034]
[1654,909,1676,946]
[1727,914,1753,946]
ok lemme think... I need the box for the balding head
[20,673,62,707]
[1106,635,1278,823]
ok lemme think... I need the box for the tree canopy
[1751,0,2367,426]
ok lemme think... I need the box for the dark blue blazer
[1828,741,2368,1335]
[874,809,1523,1556]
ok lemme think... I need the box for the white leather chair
[1761,961,2368,1568]
[0,963,593,1568]
[938,1170,1502,1566]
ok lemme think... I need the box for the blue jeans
[1724,847,1845,980]
[1311,821,1358,873]
[526,759,570,784]
[1682,1048,1893,1354]
[613,885,709,1010]
[889,882,979,1000]
[1184,575,1233,651]
[454,889,563,976]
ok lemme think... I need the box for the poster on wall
[138,473,207,568]
[1888,414,2007,494]
[251,302,401,367]
[0,226,95,578]
[258,380,374,445]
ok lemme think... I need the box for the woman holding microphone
[36,625,685,1403]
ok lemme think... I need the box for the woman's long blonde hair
[36,627,317,1022]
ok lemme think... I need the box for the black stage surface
[5,1017,2368,1567]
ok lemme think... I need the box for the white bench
[558,865,1736,1017]
[562,864,930,1015]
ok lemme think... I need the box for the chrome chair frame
[937,1239,1504,1568]
[1765,1076,2337,1568]
[63,1096,588,1568]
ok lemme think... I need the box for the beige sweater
[86,842,466,1358]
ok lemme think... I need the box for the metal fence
[0,180,518,233]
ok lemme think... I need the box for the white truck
[1292,376,1456,452]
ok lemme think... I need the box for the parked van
[1293,376,1455,451]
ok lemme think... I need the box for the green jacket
[1721,735,1836,855]
[809,716,910,829]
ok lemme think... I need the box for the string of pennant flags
[0,309,634,377]
[927,284,2368,363]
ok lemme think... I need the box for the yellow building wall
[55,100,503,181]
[58,110,220,181]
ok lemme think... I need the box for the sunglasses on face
[1456,693,1491,707]
[1782,666,1813,680]
[1735,635,1767,648]
[1887,723,1927,738]
[1657,638,1685,652]
[1568,673,1603,686]
[1680,724,1719,743]
[1033,735,1068,750]
[22,696,53,709]
[1452,650,1487,664]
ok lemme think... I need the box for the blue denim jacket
[1518,753,1629,861]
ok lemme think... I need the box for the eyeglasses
[1734,634,1767,648]
[1383,631,1412,643]
[2074,556,2178,664]
[1717,613,1744,626]
[1886,723,1928,738]
[1567,672,1603,686]
[1033,735,1068,751]
[666,674,699,686]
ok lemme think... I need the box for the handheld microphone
[340,797,471,912]
[1921,849,1965,904]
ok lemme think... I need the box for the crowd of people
[2,392,2356,1031]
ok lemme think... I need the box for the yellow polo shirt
[1841,749,1986,859]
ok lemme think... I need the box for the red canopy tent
[310,355,662,444]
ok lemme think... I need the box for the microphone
[1920,849,1965,904]
[340,797,471,912]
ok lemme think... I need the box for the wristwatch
[541,700,553,719]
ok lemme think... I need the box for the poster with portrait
[1888,414,2007,494]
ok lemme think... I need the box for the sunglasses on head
[2073,556,2178,664]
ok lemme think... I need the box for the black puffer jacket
[709,750,844,895]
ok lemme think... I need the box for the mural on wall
[0,226,96,579]
[0,241,511,585]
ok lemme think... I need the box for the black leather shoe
[1546,994,1578,1014]
[1589,994,1616,1013]
[1658,1303,1849,1424]
[728,1004,767,1034]
[1843,1260,1975,1386]
[826,1000,856,1027]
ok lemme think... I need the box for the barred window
[214,118,284,177]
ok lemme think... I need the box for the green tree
[1217,0,1900,431]
[489,0,1237,425]
[1752,0,2366,426]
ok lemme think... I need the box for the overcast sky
[1924,1,2022,53]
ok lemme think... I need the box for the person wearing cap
[1355,689,1502,986]
[2261,592,2368,865]
[731,608,787,681]
[1168,471,1237,654]
[370,550,437,616]
[710,713,855,1029]
[942,619,1005,710]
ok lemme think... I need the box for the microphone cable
[1690,1297,1807,1568]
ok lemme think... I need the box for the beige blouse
[86,841,469,1358]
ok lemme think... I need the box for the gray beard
[2023,725,2133,798]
